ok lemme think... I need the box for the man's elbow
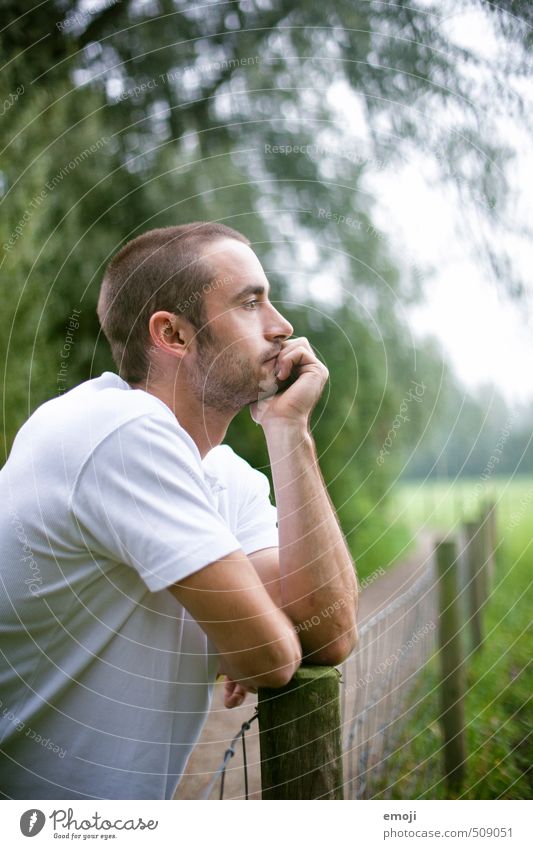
[250,630,302,689]
[304,621,358,667]
[325,626,358,665]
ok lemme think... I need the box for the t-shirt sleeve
[68,414,243,592]
[229,451,279,555]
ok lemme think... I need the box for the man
[0,222,357,800]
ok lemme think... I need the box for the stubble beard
[187,330,278,414]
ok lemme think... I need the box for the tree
[2,0,530,574]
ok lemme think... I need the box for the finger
[275,346,311,375]
[278,337,314,358]
[278,338,316,360]
[275,345,323,380]
[223,679,237,702]
[225,685,246,709]
[275,338,315,373]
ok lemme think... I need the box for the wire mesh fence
[202,557,438,800]
[200,712,258,800]
[341,560,438,798]
[196,508,495,799]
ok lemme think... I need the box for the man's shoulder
[67,372,172,422]
[24,372,169,425]
[6,373,191,477]
[203,444,271,496]
[64,377,199,467]
[203,444,251,474]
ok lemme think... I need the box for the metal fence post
[436,538,467,793]
[258,665,344,799]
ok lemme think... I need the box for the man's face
[184,238,294,413]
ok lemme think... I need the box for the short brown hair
[97,222,250,383]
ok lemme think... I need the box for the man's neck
[130,378,234,459]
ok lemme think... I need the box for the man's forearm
[264,419,358,663]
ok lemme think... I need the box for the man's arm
[248,547,282,607]
[251,338,358,665]
[214,547,279,708]
[168,548,301,689]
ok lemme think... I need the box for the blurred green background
[1,0,531,577]
[1,0,532,802]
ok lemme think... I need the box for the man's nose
[266,305,293,341]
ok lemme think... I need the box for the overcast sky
[369,153,532,408]
[362,6,532,409]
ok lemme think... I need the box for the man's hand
[223,677,257,709]
[250,337,328,427]
[250,335,358,665]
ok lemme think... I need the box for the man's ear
[148,311,194,359]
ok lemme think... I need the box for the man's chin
[255,375,279,402]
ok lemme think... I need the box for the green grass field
[370,475,532,799]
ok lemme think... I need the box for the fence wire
[200,559,438,800]
[200,711,258,800]
[341,561,438,798]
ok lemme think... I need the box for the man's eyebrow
[230,284,269,302]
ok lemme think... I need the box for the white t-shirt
[0,372,278,800]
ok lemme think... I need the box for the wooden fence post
[464,519,489,652]
[436,538,467,793]
[258,665,343,799]
[482,501,497,591]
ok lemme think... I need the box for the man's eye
[244,299,259,309]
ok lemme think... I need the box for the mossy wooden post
[258,665,343,799]
[436,539,467,793]
[482,501,497,591]
[464,520,488,652]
